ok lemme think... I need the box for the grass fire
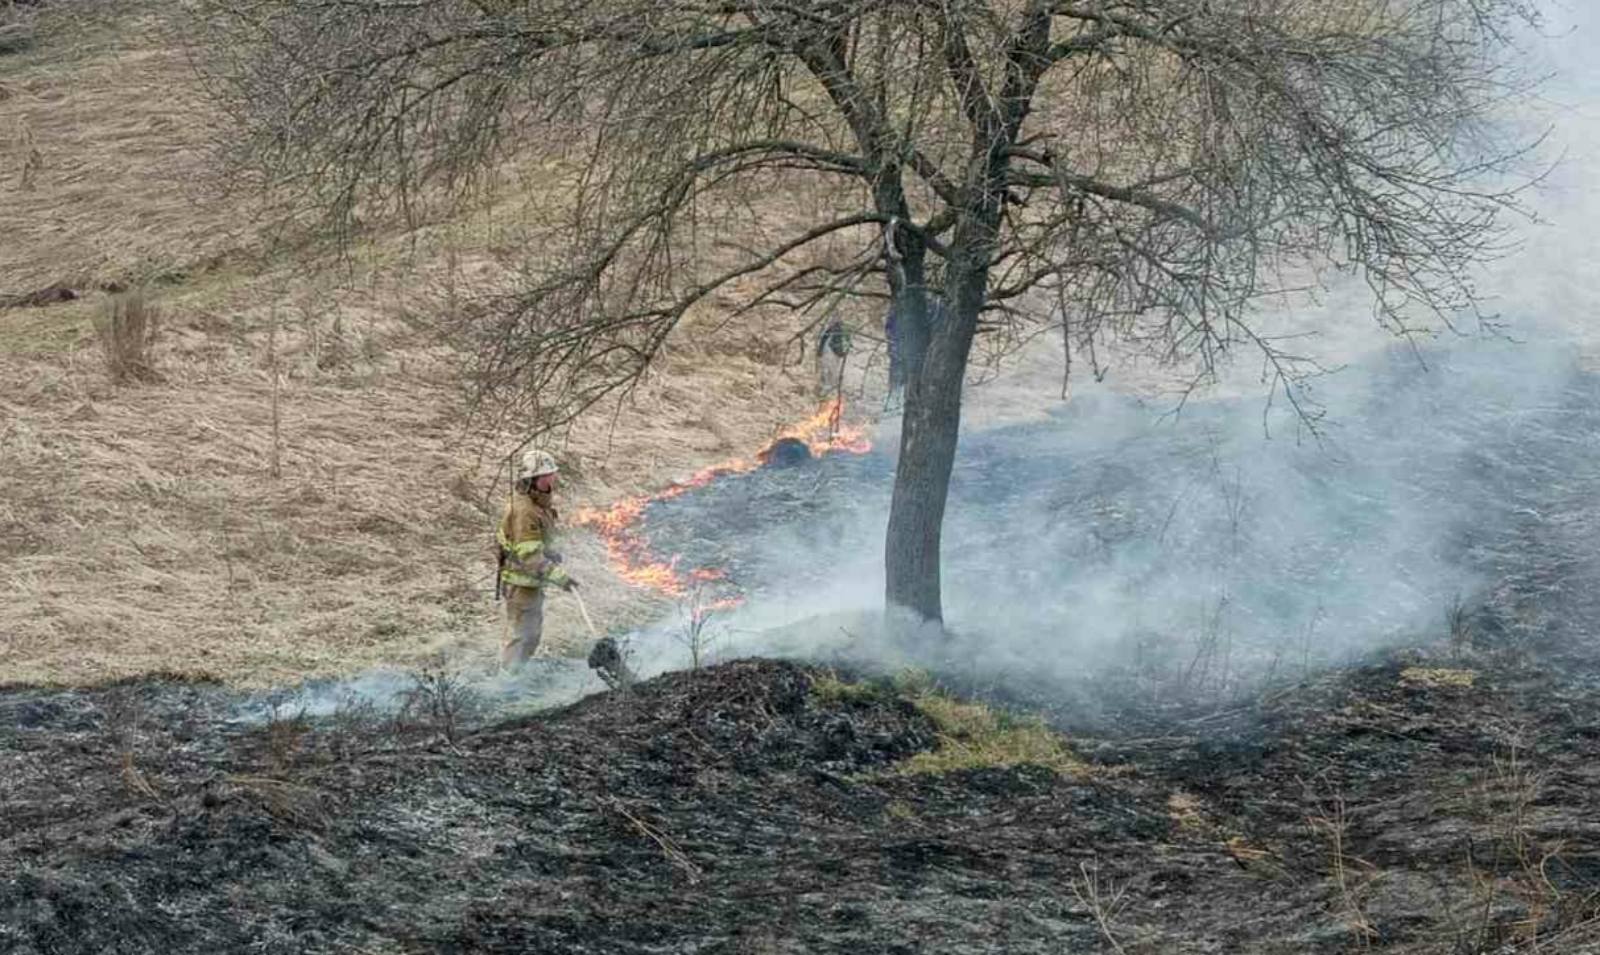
[574,396,872,604]
[5,1,1600,953]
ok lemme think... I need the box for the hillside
[7,4,1600,953]
[0,0,900,687]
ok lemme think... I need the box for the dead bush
[102,687,161,800]
[94,290,162,383]
[323,691,387,762]
[261,694,310,773]
[675,586,724,671]
[395,656,482,747]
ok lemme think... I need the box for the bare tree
[194,0,1539,625]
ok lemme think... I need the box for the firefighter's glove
[561,577,580,593]
[545,550,564,564]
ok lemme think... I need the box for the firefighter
[497,448,578,670]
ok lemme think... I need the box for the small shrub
[396,656,482,746]
[262,695,310,773]
[95,290,162,382]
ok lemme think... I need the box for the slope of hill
[0,0,886,686]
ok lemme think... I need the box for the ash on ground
[9,344,1600,952]
[5,638,1600,952]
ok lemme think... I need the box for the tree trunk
[883,340,965,622]
[884,242,990,624]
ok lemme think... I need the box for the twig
[608,798,703,882]
[1070,860,1131,954]
[268,306,283,479]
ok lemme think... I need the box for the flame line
[575,398,871,604]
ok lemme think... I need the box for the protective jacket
[497,490,571,592]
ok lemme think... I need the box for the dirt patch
[0,284,77,308]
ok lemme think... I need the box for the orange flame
[575,397,872,603]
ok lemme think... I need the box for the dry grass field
[0,1,896,687]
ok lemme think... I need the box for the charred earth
[4,639,1600,953]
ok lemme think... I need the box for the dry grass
[0,2,37,59]
[4,0,1197,690]
[0,5,249,294]
[0,0,887,688]
[808,669,888,706]
[901,690,1082,777]
[1399,666,1478,689]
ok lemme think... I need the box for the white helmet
[518,448,559,482]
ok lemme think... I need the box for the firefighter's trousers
[501,585,545,669]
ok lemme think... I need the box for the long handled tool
[572,588,602,640]
[573,589,636,691]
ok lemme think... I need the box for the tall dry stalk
[268,306,283,478]
[1309,795,1378,949]
[95,290,161,383]
[1070,860,1132,955]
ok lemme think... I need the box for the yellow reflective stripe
[501,569,541,588]
[502,566,566,588]
[498,522,561,587]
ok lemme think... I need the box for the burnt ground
[3,639,1600,954]
[8,346,1600,953]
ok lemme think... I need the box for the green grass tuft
[810,668,1082,778]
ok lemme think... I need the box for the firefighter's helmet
[518,448,559,481]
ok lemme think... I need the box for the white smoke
[258,10,1600,718]
[687,10,1600,694]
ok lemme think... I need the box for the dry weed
[1449,739,1587,951]
[395,656,482,747]
[262,694,310,773]
[323,691,386,762]
[95,290,162,383]
[1307,793,1379,950]
[102,687,163,799]
[224,774,326,829]
[607,797,704,883]
[1070,860,1134,955]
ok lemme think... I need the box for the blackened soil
[5,647,1600,954]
